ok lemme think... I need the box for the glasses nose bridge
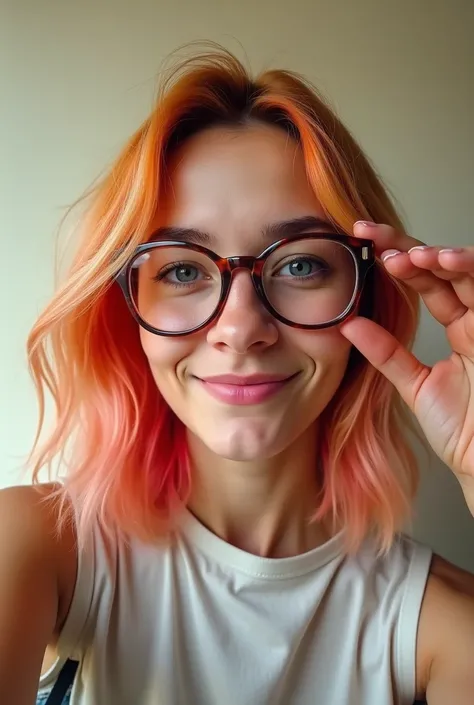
[224,255,265,304]
[227,255,258,273]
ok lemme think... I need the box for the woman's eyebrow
[262,216,338,242]
[149,216,337,247]
[149,226,213,246]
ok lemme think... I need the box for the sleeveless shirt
[38,508,432,705]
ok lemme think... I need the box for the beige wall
[1,0,473,568]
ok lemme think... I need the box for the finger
[386,247,474,311]
[353,221,422,254]
[407,247,474,308]
[340,316,430,410]
[407,246,474,277]
[408,247,474,307]
[381,250,467,326]
[354,221,474,277]
[437,247,474,277]
[352,221,473,320]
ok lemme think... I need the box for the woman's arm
[416,555,474,704]
[0,486,76,705]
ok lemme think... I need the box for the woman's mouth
[196,372,299,406]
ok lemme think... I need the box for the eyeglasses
[115,233,375,337]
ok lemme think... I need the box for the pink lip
[197,373,298,405]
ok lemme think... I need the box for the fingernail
[381,249,401,262]
[355,220,377,227]
[439,247,464,254]
[408,245,431,253]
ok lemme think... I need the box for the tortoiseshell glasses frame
[115,232,375,337]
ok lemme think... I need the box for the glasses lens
[129,246,222,333]
[263,238,357,325]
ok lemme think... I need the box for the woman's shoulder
[0,484,77,701]
[415,552,474,700]
[0,481,60,521]
[0,483,77,634]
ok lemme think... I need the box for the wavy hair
[27,45,420,555]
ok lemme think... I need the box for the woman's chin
[194,419,294,462]
[210,443,274,462]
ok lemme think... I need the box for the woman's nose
[206,270,278,354]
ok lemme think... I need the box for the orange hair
[27,46,420,555]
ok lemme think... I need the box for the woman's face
[140,124,353,460]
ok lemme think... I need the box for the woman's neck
[185,423,332,558]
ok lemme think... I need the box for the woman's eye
[167,265,199,283]
[277,257,327,278]
[155,263,202,284]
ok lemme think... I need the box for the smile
[195,373,300,406]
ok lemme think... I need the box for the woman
[1,47,474,705]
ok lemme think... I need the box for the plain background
[1,0,473,569]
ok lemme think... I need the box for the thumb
[340,317,430,410]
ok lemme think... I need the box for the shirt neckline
[177,507,346,579]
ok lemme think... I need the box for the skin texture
[2,123,474,703]
[0,485,76,702]
[345,224,474,512]
[142,124,351,556]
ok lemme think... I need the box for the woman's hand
[340,221,474,516]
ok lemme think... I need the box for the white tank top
[39,508,432,705]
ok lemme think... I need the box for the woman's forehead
[158,124,325,246]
